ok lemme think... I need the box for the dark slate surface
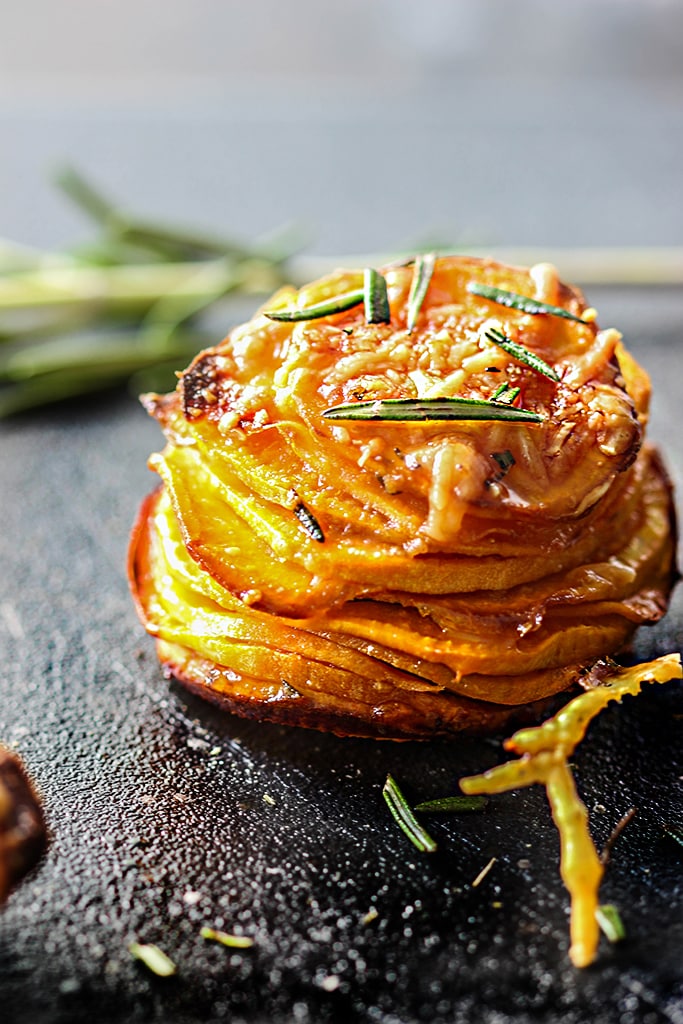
[1,5,683,1019]
[0,322,681,1024]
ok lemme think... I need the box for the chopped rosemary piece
[323,397,542,423]
[490,450,516,480]
[595,905,626,943]
[363,267,391,324]
[468,281,589,324]
[662,822,683,849]
[490,382,521,405]
[413,795,487,813]
[406,253,435,332]
[600,807,637,865]
[264,288,364,322]
[484,327,560,382]
[128,942,177,977]
[294,501,325,543]
[471,856,497,888]
[382,774,437,854]
[201,926,254,949]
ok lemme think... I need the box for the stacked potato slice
[129,256,677,737]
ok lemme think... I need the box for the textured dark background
[1,4,683,1022]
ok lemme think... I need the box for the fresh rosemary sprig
[468,281,589,324]
[265,267,391,326]
[264,288,364,323]
[382,774,437,854]
[322,396,542,423]
[484,327,560,382]
[406,253,435,332]
[363,267,391,324]
[0,169,299,417]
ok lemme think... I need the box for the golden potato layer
[129,255,678,738]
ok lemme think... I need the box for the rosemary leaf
[485,328,560,382]
[662,822,683,849]
[57,165,255,262]
[595,904,626,943]
[468,282,589,324]
[406,253,435,332]
[128,942,176,977]
[413,795,487,813]
[490,450,516,479]
[200,927,254,949]
[383,774,437,854]
[264,289,364,323]
[363,268,390,324]
[294,501,325,543]
[322,397,542,423]
[490,382,521,405]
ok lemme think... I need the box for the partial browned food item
[128,255,678,738]
[0,747,47,903]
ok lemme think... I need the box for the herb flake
[595,904,626,943]
[129,942,177,977]
[413,795,487,813]
[382,774,437,854]
[363,268,391,324]
[294,501,325,543]
[468,281,589,324]
[485,327,560,382]
[201,927,254,949]
[490,382,521,405]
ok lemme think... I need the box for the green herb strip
[662,822,683,849]
[264,288,364,322]
[128,942,177,977]
[485,328,560,382]
[382,774,437,853]
[406,253,436,332]
[413,795,487,813]
[363,268,391,324]
[468,281,589,324]
[294,501,325,543]
[490,450,516,478]
[201,927,254,949]
[595,904,626,943]
[323,397,542,423]
[490,382,521,405]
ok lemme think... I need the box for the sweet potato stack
[129,255,677,738]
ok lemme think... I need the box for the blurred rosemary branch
[3,169,683,419]
[0,167,303,417]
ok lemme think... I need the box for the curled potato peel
[460,654,683,967]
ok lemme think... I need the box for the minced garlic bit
[460,653,682,968]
